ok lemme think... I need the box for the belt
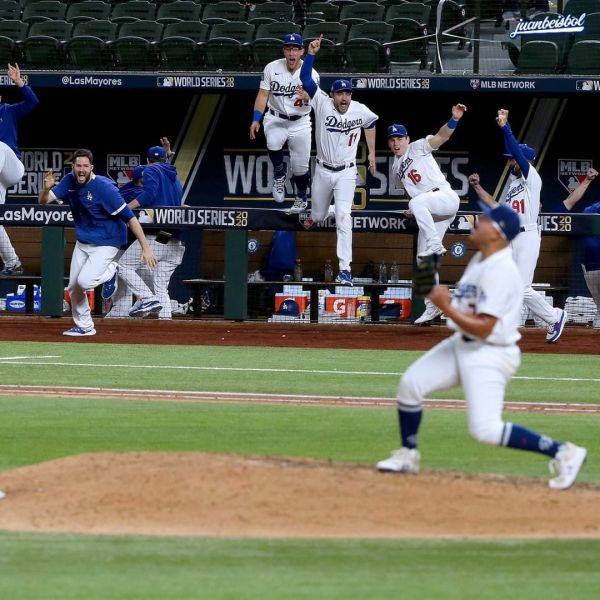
[317,158,355,172]
[431,187,439,192]
[518,223,538,232]
[462,334,475,342]
[269,108,302,121]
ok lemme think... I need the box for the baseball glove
[413,254,440,296]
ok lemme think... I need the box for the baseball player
[0,64,39,276]
[562,167,600,327]
[469,108,567,343]
[300,35,378,286]
[387,104,466,324]
[249,33,319,214]
[103,141,184,320]
[39,149,157,336]
[377,203,587,490]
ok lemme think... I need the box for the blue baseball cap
[331,79,352,93]
[504,144,536,161]
[277,299,300,316]
[131,165,145,181]
[147,146,167,160]
[282,33,303,47]
[478,201,521,241]
[387,124,408,138]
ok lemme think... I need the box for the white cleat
[377,447,421,473]
[414,306,443,326]
[417,245,446,260]
[548,442,587,490]
[272,173,287,203]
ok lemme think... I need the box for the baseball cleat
[417,245,446,260]
[414,305,443,326]
[63,326,96,337]
[335,269,353,286]
[0,263,23,277]
[101,264,119,300]
[546,308,567,343]
[129,299,162,318]
[548,442,587,490]
[377,447,421,474]
[272,173,287,203]
[287,195,308,214]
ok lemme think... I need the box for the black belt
[269,108,302,121]
[519,227,525,232]
[317,159,355,172]
[431,187,439,192]
[462,335,475,342]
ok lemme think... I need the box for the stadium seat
[565,40,600,74]
[21,1,67,24]
[386,17,429,68]
[247,1,293,25]
[66,1,111,24]
[0,0,21,21]
[72,19,118,42]
[303,36,340,71]
[515,12,572,67]
[201,2,247,25]
[573,11,600,42]
[303,22,348,45]
[110,0,156,24]
[347,22,393,45]
[308,2,340,22]
[426,0,467,47]
[210,22,255,45]
[344,37,389,72]
[514,40,560,74]
[255,22,302,42]
[111,35,156,70]
[158,35,203,70]
[117,20,163,43]
[23,20,72,69]
[67,35,113,69]
[204,37,247,70]
[339,2,385,25]
[0,19,28,41]
[27,19,73,41]
[156,1,202,25]
[385,3,431,25]
[0,36,19,65]
[163,21,209,44]
[563,0,600,16]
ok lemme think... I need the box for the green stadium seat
[347,22,393,45]
[573,11,600,42]
[425,0,467,47]
[303,22,348,44]
[515,12,573,68]
[563,0,600,16]
[339,2,385,25]
[565,40,600,74]
[210,22,255,45]
[255,22,302,42]
[247,1,293,25]
[66,35,113,69]
[0,35,19,65]
[163,21,209,44]
[111,35,156,70]
[0,19,28,41]
[22,1,67,24]
[118,20,163,43]
[156,1,202,25]
[386,17,429,68]
[251,37,286,68]
[344,37,389,72]
[27,19,72,40]
[385,3,431,25]
[514,40,560,74]
[0,0,21,20]
[201,2,247,25]
[204,37,247,70]
[66,1,111,24]
[308,2,340,22]
[305,36,341,72]
[72,19,118,42]
[158,35,203,70]
[110,0,156,24]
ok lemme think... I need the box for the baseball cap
[131,165,145,181]
[147,145,167,160]
[478,201,521,241]
[282,33,303,47]
[387,124,408,138]
[504,144,536,161]
[331,79,352,93]
[277,299,300,316]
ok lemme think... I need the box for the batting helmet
[277,299,300,316]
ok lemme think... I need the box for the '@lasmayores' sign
[510,13,586,38]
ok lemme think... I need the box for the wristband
[447,117,458,129]
[252,109,263,123]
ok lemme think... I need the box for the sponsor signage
[558,159,594,194]
[509,13,586,38]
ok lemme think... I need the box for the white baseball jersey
[447,246,524,345]
[504,165,541,228]
[310,89,378,165]
[391,137,452,197]
[260,59,319,117]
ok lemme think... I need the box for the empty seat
[66,1,111,23]
[344,37,389,72]
[514,40,560,74]
[0,0,21,20]
[308,2,340,22]
[303,36,340,71]
[163,21,209,44]
[573,11,600,42]
[251,37,287,68]
[110,0,156,24]
[340,2,384,25]
[247,1,293,25]
[255,21,302,41]
[201,2,247,25]
[28,19,72,40]
[118,20,163,42]
[210,21,255,45]
[22,1,66,24]
[0,19,28,41]
[156,1,202,25]
[347,22,393,44]
[111,36,156,70]
[73,19,118,42]
[516,12,572,66]
[204,37,246,70]
[303,22,347,44]
[158,35,202,70]
[23,21,72,69]
[563,0,600,16]
[565,39,600,74]
[386,3,431,25]
[67,35,113,69]
[386,17,429,68]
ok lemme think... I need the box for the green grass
[0,533,599,600]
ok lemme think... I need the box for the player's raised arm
[468,173,497,207]
[497,109,530,178]
[428,104,466,150]
[300,34,322,98]
[563,167,598,211]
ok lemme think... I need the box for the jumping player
[469,108,567,343]
[39,149,157,336]
[0,63,39,276]
[377,203,587,490]
[300,34,378,286]
[387,104,466,324]
[249,33,319,213]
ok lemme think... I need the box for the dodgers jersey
[447,246,524,345]
[0,85,39,159]
[504,165,541,228]
[311,90,378,165]
[392,137,451,198]
[260,59,319,117]
[50,172,133,248]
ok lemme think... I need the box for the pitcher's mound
[0,452,598,538]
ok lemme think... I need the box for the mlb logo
[298,213,316,230]
[470,79,480,89]
[558,158,594,193]
[107,154,141,186]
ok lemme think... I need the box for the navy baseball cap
[282,33,303,47]
[277,299,300,316]
[478,201,521,241]
[504,144,536,161]
[387,124,408,138]
[147,146,167,160]
[131,165,145,181]
[331,79,352,93]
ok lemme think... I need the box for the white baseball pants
[511,229,559,325]
[0,141,25,268]
[263,113,311,176]
[583,265,600,327]
[311,163,356,272]
[68,242,119,330]
[397,333,520,446]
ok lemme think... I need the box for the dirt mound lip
[1,452,599,539]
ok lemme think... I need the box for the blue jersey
[119,180,142,202]
[0,86,39,159]
[51,173,134,248]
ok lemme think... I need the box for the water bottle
[378,260,387,283]
[390,260,399,284]
[294,258,303,282]
[323,259,333,282]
